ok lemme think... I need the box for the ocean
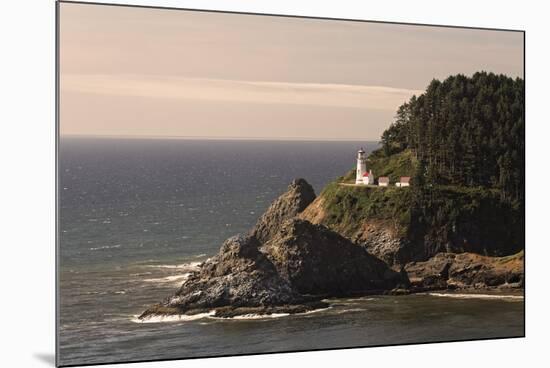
[58,138,524,366]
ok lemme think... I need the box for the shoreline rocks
[405,251,524,292]
[140,234,315,320]
[140,179,406,320]
[140,178,524,321]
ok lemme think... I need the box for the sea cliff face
[299,181,523,266]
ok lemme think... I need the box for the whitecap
[130,272,152,276]
[145,261,201,270]
[302,307,331,315]
[334,308,365,314]
[89,244,121,251]
[142,273,191,284]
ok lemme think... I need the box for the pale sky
[59,2,524,141]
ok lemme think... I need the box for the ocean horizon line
[60,134,381,143]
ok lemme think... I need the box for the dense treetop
[378,72,524,204]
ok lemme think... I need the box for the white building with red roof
[362,170,374,185]
[395,177,411,187]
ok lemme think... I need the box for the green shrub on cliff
[319,182,412,237]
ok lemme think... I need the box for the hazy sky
[59,2,524,141]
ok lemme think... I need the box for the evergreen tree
[377,72,524,205]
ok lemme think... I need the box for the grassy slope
[317,182,412,238]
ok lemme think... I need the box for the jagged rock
[405,251,524,290]
[358,227,410,266]
[262,218,406,296]
[252,178,316,243]
[140,179,404,320]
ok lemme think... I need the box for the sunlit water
[58,138,524,366]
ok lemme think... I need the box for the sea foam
[146,261,201,270]
[143,273,191,284]
[427,292,524,301]
[132,311,216,323]
[89,244,121,251]
[213,313,290,320]
[212,307,330,320]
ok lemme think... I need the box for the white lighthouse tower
[355,148,367,184]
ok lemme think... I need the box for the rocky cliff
[140,179,404,320]
[261,218,405,296]
[299,181,523,267]
[252,178,316,243]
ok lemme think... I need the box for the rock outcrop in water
[139,234,327,319]
[404,251,524,291]
[140,179,404,320]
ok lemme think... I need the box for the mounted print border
[56,1,525,366]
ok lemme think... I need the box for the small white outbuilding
[378,177,390,187]
[395,177,411,187]
[362,170,374,185]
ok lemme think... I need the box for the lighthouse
[355,148,367,184]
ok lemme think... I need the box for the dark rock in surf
[139,234,325,320]
[404,251,524,291]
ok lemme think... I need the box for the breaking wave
[89,244,121,251]
[212,307,331,320]
[214,313,290,320]
[143,273,191,284]
[145,261,201,270]
[132,311,215,323]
